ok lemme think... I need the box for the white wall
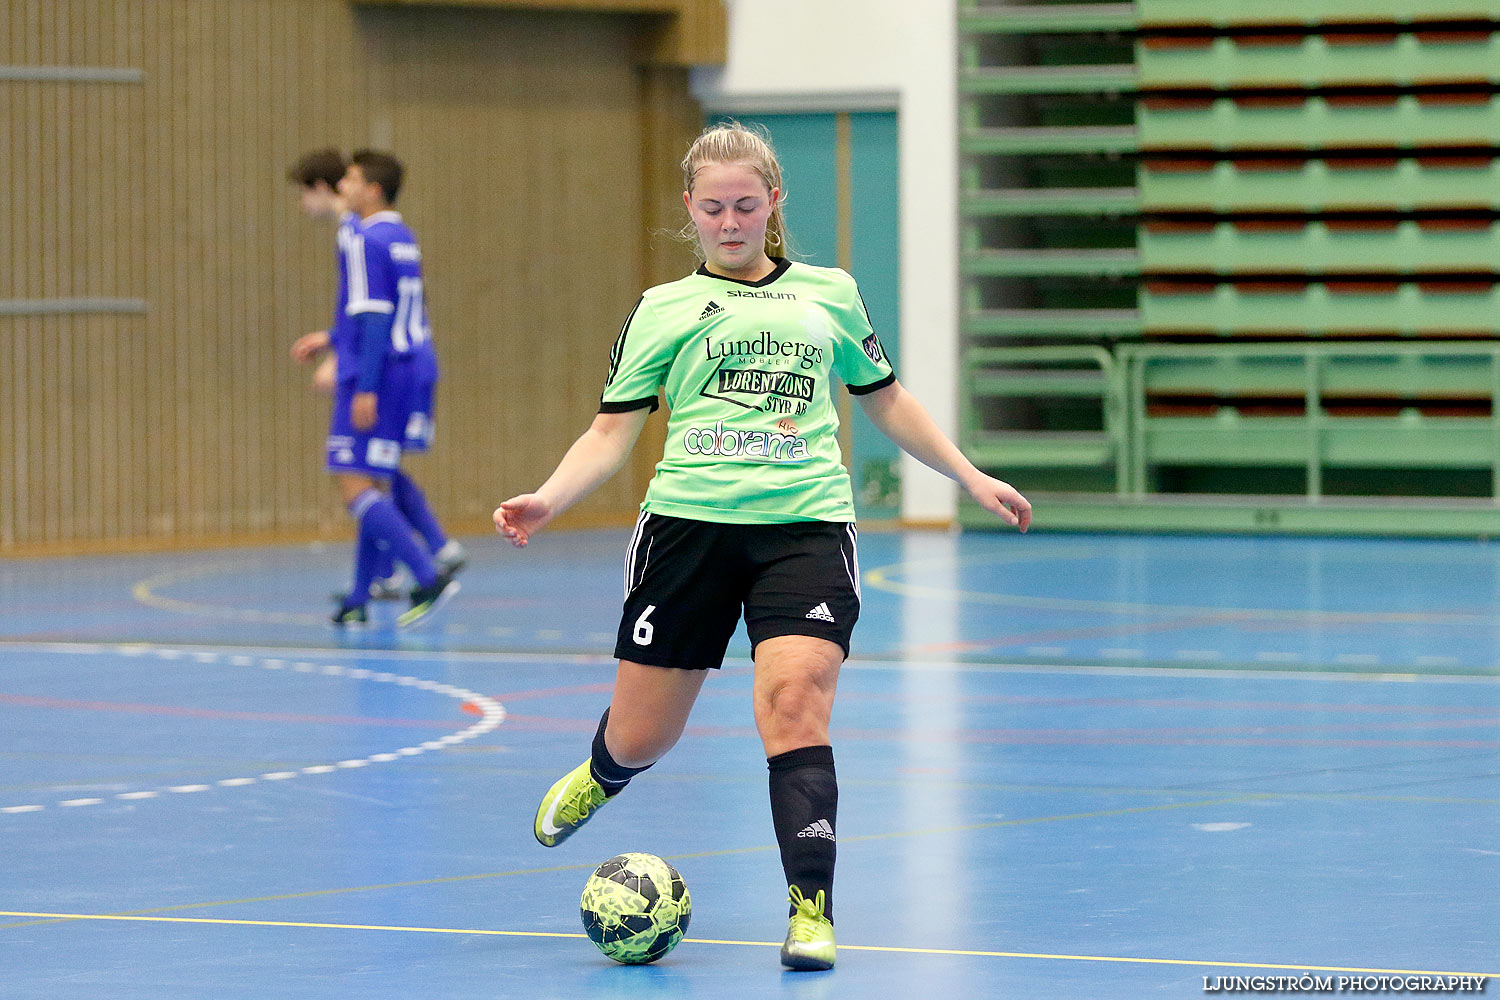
[692,0,960,523]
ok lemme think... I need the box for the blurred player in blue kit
[286,149,464,626]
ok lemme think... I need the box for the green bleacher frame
[1138,34,1500,90]
[1137,0,1500,28]
[960,125,1140,157]
[962,64,1136,96]
[1140,221,1500,274]
[1139,158,1500,213]
[964,306,1142,339]
[1138,96,1500,151]
[1125,341,1500,496]
[962,344,1128,485]
[963,248,1142,278]
[959,3,1137,36]
[964,186,1138,217]
[957,1,1500,535]
[1139,280,1500,337]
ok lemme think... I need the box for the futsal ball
[579,852,691,964]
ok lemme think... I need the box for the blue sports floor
[2,528,1498,997]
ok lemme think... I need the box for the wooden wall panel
[2,0,711,553]
[633,64,706,497]
[4,0,372,550]
[355,4,704,527]
[4,0,155,549]
[359,0,727,66]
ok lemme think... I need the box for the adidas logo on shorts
[797,818,836,841]
[805,602,836,623]
[698,299,724,321]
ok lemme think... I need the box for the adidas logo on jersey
[797,818,836,841]
[699,300,724,321]
[805,602,835,623]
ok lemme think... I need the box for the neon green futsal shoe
[781,885,835,970]
[534,759,609,847]
[396,572,459,629]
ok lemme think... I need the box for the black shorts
[613,513,862,669]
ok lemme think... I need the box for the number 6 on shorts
[633,605,657,646]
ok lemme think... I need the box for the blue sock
[373,542,396,582]
[348,527,383,609]
[351,489,438,589]
[391,469,448,553]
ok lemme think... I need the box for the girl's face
[684,161,778,280]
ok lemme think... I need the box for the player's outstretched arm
[856,379,1031,532]
[494,407,652,547]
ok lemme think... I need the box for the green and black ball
[579,852,691,964]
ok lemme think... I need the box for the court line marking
[0,645,505,814]
[0,796,1267,929]
[130,564,591,642]
[132,563,328,626]
[128,557,1499,666]
[864,554,1495,624]
[7,639,1499,685]
[0,911,1492,978]
[7,793,1495,972]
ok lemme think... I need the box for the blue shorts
[325,357,436,477]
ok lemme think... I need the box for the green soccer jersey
[601,258,896,524]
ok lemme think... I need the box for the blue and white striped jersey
[334,209,434,384]
[330,211,359,366]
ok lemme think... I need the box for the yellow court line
[0,860,611,929]
[1,910,581,939]
[0,795,1253,931]
[135,550,1489,628]
[132,564,326,626]
[2,911,1493,979]
[862,559,1492,625]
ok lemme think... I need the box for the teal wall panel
[712,113,839,267]
[710,111,903,519]
[848,112,903,519]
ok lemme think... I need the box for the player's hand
[493,494,555,548]
[312,355,336,395]
[351,392,377,430]
[965,473,1032,532]
[291,330,330,363]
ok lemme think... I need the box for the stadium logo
[726,289,796,300]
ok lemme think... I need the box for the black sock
[589,708,652,797]
[768,744,837,922]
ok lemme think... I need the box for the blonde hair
[678,120,789,260]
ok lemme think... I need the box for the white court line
[4,640,1499,686]
[0,644,506,816]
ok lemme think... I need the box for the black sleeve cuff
[599,395,660,414]
[846,372,897,396]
